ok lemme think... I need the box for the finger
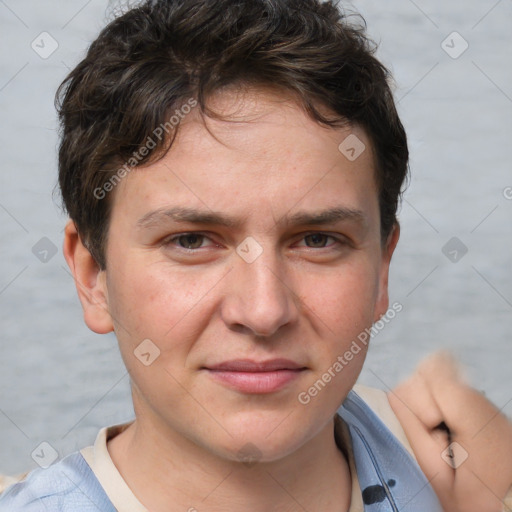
[388,369,455,509]
[390,351,512,511]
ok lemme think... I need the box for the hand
[388,352,512,512]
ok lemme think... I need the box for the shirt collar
[81,417,361,512]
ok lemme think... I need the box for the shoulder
[0,452,115,512]
[0,473,28,495]
[351,383,416,458]
[339,384,444,511]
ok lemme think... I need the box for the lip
[206,359,305,372]
[204,359,307,394]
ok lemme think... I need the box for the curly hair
[56,0,408,269]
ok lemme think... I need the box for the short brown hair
[56,0,408,269]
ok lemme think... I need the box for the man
[0,0,510,510]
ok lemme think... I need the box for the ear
[63,219,114,334]
[373,222,400,322]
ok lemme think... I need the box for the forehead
[110,87,379,231]
[178,87,373,168]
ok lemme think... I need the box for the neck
[107,410,352,512]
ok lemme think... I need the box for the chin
[221,441,295,465]
[211,423,311,465]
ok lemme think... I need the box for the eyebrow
[136,206,367,230]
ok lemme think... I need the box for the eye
[297,233,342,249]
[166,233,214,250]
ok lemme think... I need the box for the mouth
[203,359,308,394]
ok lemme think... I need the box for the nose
[220,248,299,337]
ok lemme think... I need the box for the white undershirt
[79,385,413,512]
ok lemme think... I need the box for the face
[76,88,398,463]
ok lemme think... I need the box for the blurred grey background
[0,0,511,474]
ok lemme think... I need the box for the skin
[63,87,512,511]
[64,88,398,512]
[389,352,512,512]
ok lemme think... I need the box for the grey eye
[177,234,205,249]
[304,234,330,248]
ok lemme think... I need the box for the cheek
[105,262,217,403]
[303,261,380,336]
[292,268,377,419]
[106,258,224,352]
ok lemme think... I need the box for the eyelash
[163,232,347,252]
